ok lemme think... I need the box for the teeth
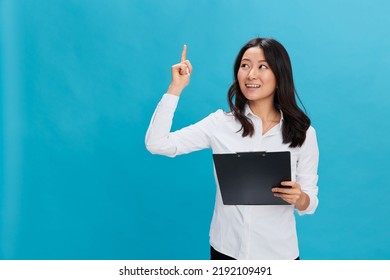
[246,84,260,88]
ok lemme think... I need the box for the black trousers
[210,246,236,260]
[210,246,300,260]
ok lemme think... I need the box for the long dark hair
[227,38,310,148]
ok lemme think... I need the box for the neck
[248,100,279,121]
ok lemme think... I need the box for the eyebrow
[241,58,268,63]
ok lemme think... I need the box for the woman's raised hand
[167,45,193,96]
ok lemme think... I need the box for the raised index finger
[181,44,187,62]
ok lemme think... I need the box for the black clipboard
[213,151,291,205]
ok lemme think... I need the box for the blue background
[1,0,389,260]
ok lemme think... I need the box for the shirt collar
[243,104,284,136]
[244,103,284,122]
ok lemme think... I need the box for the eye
[240,63,250,69]
[259,64,268,69]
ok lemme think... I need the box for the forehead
[242,47,265,61]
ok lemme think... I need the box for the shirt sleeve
[145,93,218,157]
[296,126,320,215]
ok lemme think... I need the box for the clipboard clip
[236,151,267,158]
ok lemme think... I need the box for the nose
[248,67,258,80]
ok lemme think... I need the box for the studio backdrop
[1,0,390,259]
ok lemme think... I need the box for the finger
[281,181,299,189]
[172,63,188,75]
[275,193,299,199]
[273,184,301,194]
[181,44,187,62]
[272,187,295,195]
[273,193,298,203]
[179,68,189,75]
[177,63,190,75]
[273,193,292,204]
[183,60,193,74]
[179,61,191,75]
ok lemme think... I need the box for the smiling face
[237,47,277,105]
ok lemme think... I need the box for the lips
[245,84,261,88]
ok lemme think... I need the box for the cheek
[237,69,245,81]
[262,72,277,86]
[237,70,246,87]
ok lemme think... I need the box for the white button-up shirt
[145,94,319,260]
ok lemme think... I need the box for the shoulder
[306,125,316,136]
[306,125,318,140]
[302,125,319,150]
[193,109,236,132]
[203,109,234,122]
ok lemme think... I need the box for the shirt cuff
[160,93,179,110]
[296,194,318,215]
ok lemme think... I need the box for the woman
[145,38,319,260]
